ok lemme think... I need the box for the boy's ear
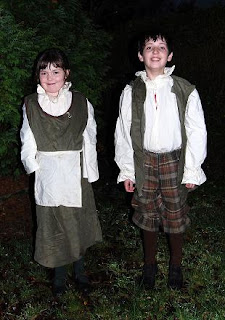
[167,52,173,62]
[138,52,144,62]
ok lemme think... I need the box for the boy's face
[39,63,70,97]
[138,37,173,78]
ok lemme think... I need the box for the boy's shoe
[141,263,158,289]
[168,264,183,289]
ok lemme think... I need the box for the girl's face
[39,63,69,97]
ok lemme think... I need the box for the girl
[20,48,102,296]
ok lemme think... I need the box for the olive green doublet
[25,91,87,151]
[25,91,102,268]
[130,75,195,204]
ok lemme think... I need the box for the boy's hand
[186,183,196,189]
[124,179,135,192]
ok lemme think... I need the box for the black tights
[143,230,183,266]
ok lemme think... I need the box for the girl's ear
[65,69,70,79]
[167,52,173,62]
[138,52,144,62]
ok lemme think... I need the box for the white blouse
[20,82,99,208]
[115,66,207,186]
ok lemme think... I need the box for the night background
[0,0,225,319]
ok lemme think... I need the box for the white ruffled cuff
[22,157,39,175]
[117,170,135,184]
[182,166,206,186]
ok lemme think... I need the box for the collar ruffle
[37,82,72,116]
[37,81,72,99]
[135,65,175,83]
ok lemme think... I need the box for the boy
[114,31,207,289]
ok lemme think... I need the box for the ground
[0,175,33,240]
[0,173,224,319]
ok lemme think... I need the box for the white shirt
[115,66,207,185]
[20,82,99,207]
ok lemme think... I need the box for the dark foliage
[0,0,224,182]
[0,0,111,175]
[96,4,225,182]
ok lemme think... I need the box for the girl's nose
[47,73,52,80]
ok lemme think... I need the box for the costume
[20,82,102,268]
[115,66,207,233]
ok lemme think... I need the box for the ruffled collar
[135,65,175,85]
[37,82,72,116]
[37,81,72,101]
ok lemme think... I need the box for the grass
[0,179,224,320]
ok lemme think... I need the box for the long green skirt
[34,179,102,268]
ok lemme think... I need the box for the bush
[0,0,111,175]
[0,8,39,175]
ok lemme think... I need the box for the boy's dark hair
[35,48,70,82]
[138,31,173,55]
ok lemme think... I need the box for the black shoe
[53,284,66,297]
[73,257,91,293]
[53,266,67,297]
[141,264,158,289]
[75,274,91,293]
[168,265,183,289]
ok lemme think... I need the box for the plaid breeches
[132,149,190,233]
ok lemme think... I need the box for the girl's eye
[40,72,46,76]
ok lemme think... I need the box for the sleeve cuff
[117,170,135,184]
[182,166,206,186]
[22,158,39,174]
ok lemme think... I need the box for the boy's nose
[152,47,159,54]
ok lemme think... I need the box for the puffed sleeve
[82,100,99,182]
[114,85,135,183]
[20,104,39,174]
[182,89,207,185]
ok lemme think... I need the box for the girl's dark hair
[35,48,70,82]
[138,31,173,55]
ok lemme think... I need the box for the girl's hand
[124,179,135,192]
[186,183,196,189]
